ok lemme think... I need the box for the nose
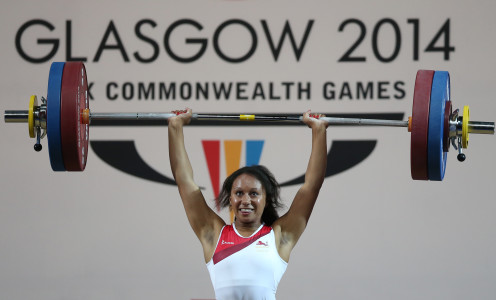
[240,193,250,204]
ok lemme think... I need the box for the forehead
[232,173,263,189]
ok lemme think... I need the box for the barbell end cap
[457,153,466,162]
[34,143,42,152]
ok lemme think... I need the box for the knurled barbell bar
[4,62,495,181]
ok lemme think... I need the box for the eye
[250,192,259,196]
[235,191,243,196]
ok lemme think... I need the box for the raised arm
[168,108,225,262]
[274,110,328,261]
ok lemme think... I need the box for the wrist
[168,118,185,129]
[311,123,327,132]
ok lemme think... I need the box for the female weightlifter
[168,108,328,300]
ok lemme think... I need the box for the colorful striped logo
[91,139,378,187]
[202,140,264,213]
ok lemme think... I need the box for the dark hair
[217,165,284,226]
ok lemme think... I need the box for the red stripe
[411,70,434,180]
[213,226,271,264]
[202,140,220,209]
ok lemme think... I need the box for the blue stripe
[47,62,66,171]
[246,140,264,166]
[427,71,450,181]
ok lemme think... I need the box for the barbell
[3,62,495,181]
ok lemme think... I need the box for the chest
[213,227,274,263]
[212,229,280,281]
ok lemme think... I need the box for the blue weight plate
[427,71,450,181]
[47,62,66,171]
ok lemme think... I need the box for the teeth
[241,209,253,212]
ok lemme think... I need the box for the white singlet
[206,223,288,300]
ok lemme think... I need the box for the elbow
[304,174,326,192]
[178,183,201,199]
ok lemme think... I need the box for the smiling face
[230,173,266,227]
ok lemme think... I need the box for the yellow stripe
[240,114,255,121]
[224,140,242,224]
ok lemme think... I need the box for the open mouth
[240,208,254,214]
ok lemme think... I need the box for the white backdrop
[1,0,495,299]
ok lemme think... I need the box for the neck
[234,220,263,236]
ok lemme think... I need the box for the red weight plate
[443,101,452,152]
[60,62,89,171]
[411,70,434,180]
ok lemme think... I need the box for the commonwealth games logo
[90,137,379,188]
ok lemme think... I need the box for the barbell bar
[6,111,411,126]
[3,62,495,180]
